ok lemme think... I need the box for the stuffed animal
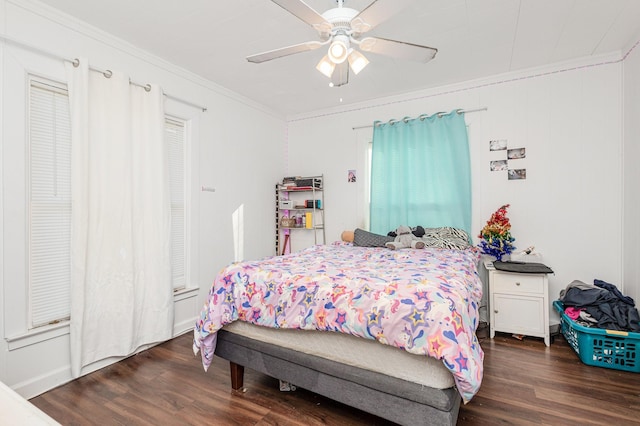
[385,225,425,250]
[387,225,425,238]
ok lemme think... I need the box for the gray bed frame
[215,329,461,426]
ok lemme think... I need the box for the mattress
[223,321,454,389]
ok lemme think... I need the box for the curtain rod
[352,107,488,130]
[1,33,208,112]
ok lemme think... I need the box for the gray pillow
[353,228,394,247]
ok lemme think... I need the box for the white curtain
[66,60,173,377]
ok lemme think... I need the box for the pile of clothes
[559,279,640,332]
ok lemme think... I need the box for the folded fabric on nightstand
[493,261,553,274]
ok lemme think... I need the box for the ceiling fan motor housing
[321,7,359,34]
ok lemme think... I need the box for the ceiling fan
[247,0,438,87]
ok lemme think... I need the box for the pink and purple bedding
[193,242,484,403]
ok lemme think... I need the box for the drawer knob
[515,282,521,286]
[494,310,498,313]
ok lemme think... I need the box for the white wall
[0,0,285,397]
[623,40,640,305]
[2,0,637,401]
[287,53,626,325]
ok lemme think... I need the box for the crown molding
[4,0,283,120]
[287,50,624,123]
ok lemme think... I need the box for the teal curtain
[370,110,471,236]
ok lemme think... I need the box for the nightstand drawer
[492,273,544,294]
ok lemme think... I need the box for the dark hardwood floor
[30,325,640,425]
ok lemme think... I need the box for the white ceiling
[36,0,640,117]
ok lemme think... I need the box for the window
[28,77,72,328]
[165,117,186,290]
[369,114,472,235]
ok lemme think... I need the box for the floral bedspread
[193,242,484,402]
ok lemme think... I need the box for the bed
[193,238,484,425]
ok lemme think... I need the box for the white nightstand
[485,261,550,346]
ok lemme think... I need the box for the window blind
[29,78,72,328]
[165,118,186,290]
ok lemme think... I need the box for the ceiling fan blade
[271,0,331,33]
[247,41,325,63]
[331,62,349,87]
[358,37,437,62]
[351,0,415,33]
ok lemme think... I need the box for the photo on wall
[490,160,508,171]
[508,148,526,159]
[348,169,356,182]
[489,139,507,151]
[508,169,527,180]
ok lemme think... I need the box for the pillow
[353,228,394,247]
[420,227,470,250]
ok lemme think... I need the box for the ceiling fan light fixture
[328,39,349,64]
[348,50,369,74]
[316,55,336,78]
